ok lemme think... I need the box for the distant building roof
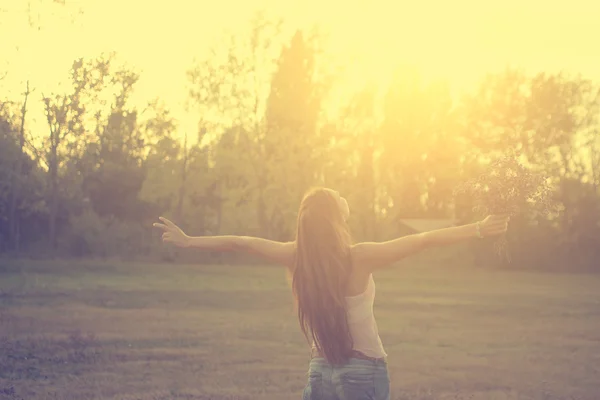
[399,219,458,233]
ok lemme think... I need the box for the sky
[1,0,599,140]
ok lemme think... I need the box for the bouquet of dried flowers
[453,153,561,261]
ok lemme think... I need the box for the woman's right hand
[153,217,191,247]
[479,215,510,237]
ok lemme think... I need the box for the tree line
[1,14,599,270]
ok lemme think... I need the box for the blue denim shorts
[302,356,390,400]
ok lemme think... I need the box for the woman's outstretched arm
[153,217,295,267]
[352,215,509,272]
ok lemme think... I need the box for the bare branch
[24,132,48,169]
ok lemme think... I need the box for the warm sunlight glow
[1,5,599,398]
[1,0,599,139]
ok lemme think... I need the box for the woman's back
[310,272,387,359]
[306,273,390,399]
[345,274,387,359]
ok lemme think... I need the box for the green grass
[1,259,599,399]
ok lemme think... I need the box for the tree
[186,11,285,237]
[80,67,147,222]
[459,70,600,269]
[0,97,46,254]
[42,61,89,251]
[41,54,149,254]
[332,83,382,241]
[261,29,331,239]
[379,67,459,223]
[7,81,30,251]
[138,100,185,223]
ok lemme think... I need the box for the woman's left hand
[153,217,190,247]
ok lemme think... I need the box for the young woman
[153,187,509,400]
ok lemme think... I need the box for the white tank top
[345,273,387,358]
[311,273,388,358]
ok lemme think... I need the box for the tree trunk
[49,139,59,253]
[175,132,188,222]
[9,81,30,252]
[215,181,223,235]
[257,182,269,238]
[591,130,599,194]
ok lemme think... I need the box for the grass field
[0,259,599,400]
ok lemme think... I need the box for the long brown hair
[291,187,354,365]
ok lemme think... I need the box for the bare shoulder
[350,242,378,273]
